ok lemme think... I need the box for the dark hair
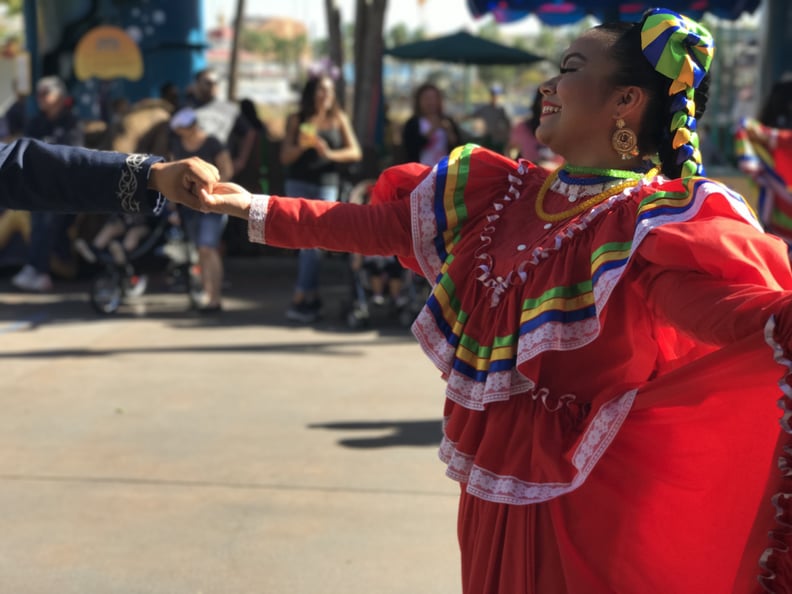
[529,87,543,135]
[412,82,444,117]
[240,98,265,132]
[595,21,710,179]
[759,80,792,128]
[298,75,339,123]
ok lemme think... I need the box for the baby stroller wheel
[91,269,124,314]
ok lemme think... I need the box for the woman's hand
[746,120,771,147]
[313,136,331,159]
[148,157,220,209]
[198,182,253,220]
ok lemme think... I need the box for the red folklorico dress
[249,145,792,593]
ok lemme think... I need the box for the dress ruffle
[761,317,792,593]
[369,144,783,508]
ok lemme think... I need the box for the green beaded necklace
[562,164,649,180]
[535,165,660,223]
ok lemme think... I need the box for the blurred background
[0,0,782,267]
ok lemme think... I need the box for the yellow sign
[74,25,143,81]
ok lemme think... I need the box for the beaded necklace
[535,165,659,223]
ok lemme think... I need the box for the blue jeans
[29,212,73,273]
[180,210,228,248]
[284,179,339,294]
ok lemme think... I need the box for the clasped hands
[148,156,253,219]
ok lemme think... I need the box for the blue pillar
[117,0,207,101]
[23,0,208,110]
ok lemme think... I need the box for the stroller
[342,180,429,329]
[77,211,202,314]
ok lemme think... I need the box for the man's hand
[198,182,253,220]
[147,157,220,209]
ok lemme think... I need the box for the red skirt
[457,330,792,593]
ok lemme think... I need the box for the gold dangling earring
[612,118,639,160]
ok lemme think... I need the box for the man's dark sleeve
[0,138,166,213]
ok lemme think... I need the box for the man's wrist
[147,161,164,190]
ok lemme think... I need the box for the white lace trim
[118,153,148,212]
[410,171,443,282]
[551,176,629,202]
[247,194,270,244]
[412,307,535,410]
[439,389,637,504]
[759,315,792,590]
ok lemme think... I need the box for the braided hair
[596,9,714,179]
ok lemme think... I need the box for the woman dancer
[198,9,792,593]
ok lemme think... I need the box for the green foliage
[0,0,22,16]
[238,26,307,75]
[239,29,275,55]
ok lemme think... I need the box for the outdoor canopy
[384,31,547,65]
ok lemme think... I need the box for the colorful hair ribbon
[640,8,715,177]
[641,8,714,95]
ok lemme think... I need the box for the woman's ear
[614,85,649,121]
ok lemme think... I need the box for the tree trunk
[227,0,246,100]
[324,0,346,108]
[353,0,387,179]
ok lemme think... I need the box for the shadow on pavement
[0,335,417,359]
[309,418,443,448]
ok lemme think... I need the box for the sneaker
[73,238,99,264]
[11,264,36,287]
[13,269,53,292]
[371,294,387,306]
[124,274,148,298]
[197,303,223,315]
[286,300,321,323]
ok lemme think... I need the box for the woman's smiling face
[536,30,624,165]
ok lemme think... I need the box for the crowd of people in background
[1,60,791,325]
[0,68,270,315]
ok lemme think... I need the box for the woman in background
[279,73,362,323]
[401,82,461,166]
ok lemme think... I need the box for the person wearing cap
[11,76,84,292]
[186,68,257,183]
[169,106,233,313]
[470,83,512,155]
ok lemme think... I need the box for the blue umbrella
[466,0,761,25]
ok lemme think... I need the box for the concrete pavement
[0,256,461,594]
